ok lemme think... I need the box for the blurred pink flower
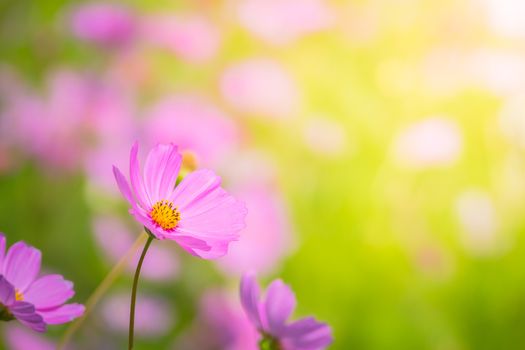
[240,272,333,350]
[3,324,55,350]
[113,142,247,258]
[303,117,349,157]
[467,50,525,96]
[393,117,462,169]
[220,59,300,119]
[218,183,293,276]
[174,290,258,350]
[141,14,220,62]
[237,0,334,45]
[101,292,174,337]
[455,190,501,256]
[70,3,137,48]
[143,95,239,167]
[0,234,84,332]
[499,94,525,149]
[482,0,525,39]
[93,216,179,282]
[219,150,278,189]
[0,69,135,171]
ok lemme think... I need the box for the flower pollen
[150,200,181,231]
[15,289,23,301]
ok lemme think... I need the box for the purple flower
[113,142,247,258]
[141,14,221,63]
[0,234,84,332]
[240,272,333,350]
[70,3,137,48]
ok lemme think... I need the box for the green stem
[57,232,148,350]
[128,233,154,350]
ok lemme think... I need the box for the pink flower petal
[240,272,263,330]
[24,275,75,310]
[129,141,152,208]
[170,169,221,211]
[37,303,85,325]
[70,3,137,48]
[2,242,41,293]
[283,317,333,349]
[0,275,15,305]
[112,165,135,204]
[143,143,182,203]
[217,184,293,276]
[0,233,5,271]
[264,279,296,336]
[10,302,46,333]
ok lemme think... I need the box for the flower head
[0,234,84,332]
[113,142,247,259]
[240,272,333,350]
[70,3,137,48]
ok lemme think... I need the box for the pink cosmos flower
[393,117,462,169]
[141,14,221,63]
[4,324,56,350]
[0,234,84,332]
[113,142,247,258]
[220,58,300,120]
[174,290,258,350]
[240,273,333,350]
[237,0,334,45]
[70,3,137,48]
[142,94,239,168]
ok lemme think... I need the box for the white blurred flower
[393,117,462,168]
[482,0,525,38]
[303,117,349,157]
[220,58,300,119]
[141,14,221,63]
[499,94,525,149]
[237,0,334,45]
[467,50,525,96]
[455,190,500,256]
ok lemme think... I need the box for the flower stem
[57,232,147,350]
[128,232,154,350]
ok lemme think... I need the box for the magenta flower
[70,3,137,48]
[4,324,56,350]
[113,142,247,259]
[0,234,84,332]
[141,14,221,63]
[240,273,333,350]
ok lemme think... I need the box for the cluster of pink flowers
[114,143,333,350]
[0,1,335,348]
[0,234,84,332]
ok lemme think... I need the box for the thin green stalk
[57,232,147,350]
[128,233,154,350]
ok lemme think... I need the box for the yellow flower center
[15,289,23,301]
[182,150,199,172]
[150,200,180,231]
